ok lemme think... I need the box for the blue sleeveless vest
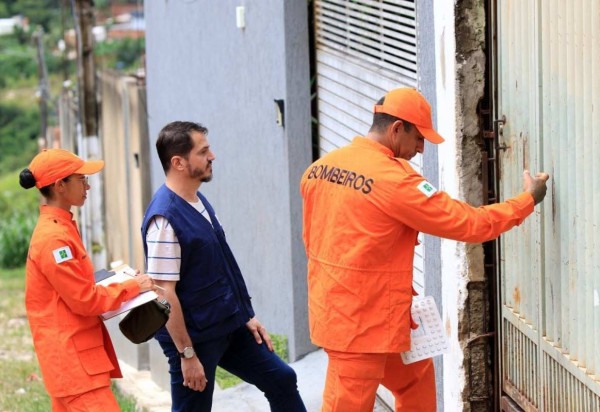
[142,185,255,343]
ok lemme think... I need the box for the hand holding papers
[94,264,159,320]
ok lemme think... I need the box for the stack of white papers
[95,264,159,320]
[401,296,449,364]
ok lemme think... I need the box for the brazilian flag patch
[417,180,437,198]
[52,246,73,263]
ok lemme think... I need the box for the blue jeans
[159,325,306,412]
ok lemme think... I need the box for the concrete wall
[454,1,491,411]
[144,1,313,367]
[434,3,466,412]
[435,1,491,411]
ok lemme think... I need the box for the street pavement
[117,348,391,411]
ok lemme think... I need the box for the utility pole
[60,0,70,81]
[71,0,106,268]
[73,0,98,138]
[33,27,50,148]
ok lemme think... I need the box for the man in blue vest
[142,121,306,412]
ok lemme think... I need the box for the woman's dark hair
[19,168,36,189]
[156,121,209,173]
[19,168,57,198]
[369,96,414,133]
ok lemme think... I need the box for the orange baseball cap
[29,149,104,189]
[374,88,445,144]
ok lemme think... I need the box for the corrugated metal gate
[313,0,425,293]
[497,1,600,410]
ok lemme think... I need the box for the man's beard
[188,163,213,182]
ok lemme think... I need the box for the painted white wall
[434,3,468,412]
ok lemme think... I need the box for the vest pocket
[184,281,239,331]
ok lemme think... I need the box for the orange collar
[39,205,74,221]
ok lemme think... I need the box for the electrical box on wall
[274,99,284,128]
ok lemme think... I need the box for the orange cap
[374,88,445,144]
[29,149,104,189]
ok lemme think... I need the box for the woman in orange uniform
[300,88,550,411]
[19,149,155,412]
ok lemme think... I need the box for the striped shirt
[145,199,213,281]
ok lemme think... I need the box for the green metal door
[497,1,600,410]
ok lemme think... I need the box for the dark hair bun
[19,168,37,189]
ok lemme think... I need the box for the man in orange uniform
[300,88,549,411]
[19,149,156,411]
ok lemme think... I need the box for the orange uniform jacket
[300,137,534,353]
[25,205,141,397]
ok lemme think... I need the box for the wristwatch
[179,346,195,359]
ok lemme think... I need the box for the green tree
[95,37,145,71]
[0,44,37,86]
[0,102,39,175]
[0,0,61,32]
[0,3,9,17]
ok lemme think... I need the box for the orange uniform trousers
[322,349,435,412]
[51,385,119,412]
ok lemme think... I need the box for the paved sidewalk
[117,362,171,412]
[117,348,390,412]
[117,349,327,412]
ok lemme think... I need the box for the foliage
[0,209,36,268]
[0,39,38,87]
[95,37,145,71]
[0,24,71,92]
[215,366,243,390]
[0,0,144,188]
[0,265,28,290]
[0,170,39,216]
[0,266,143,411]
[0,170,39,269]
[112,381,146,412]
[215,334,289,389]
[96,0,140,11]
[0,264,48,410]
[0,360,50,412]
[272,332,289,362]
[0,102,39,175]
[0,0,61,32]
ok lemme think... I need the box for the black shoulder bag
[119,299,171,344]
